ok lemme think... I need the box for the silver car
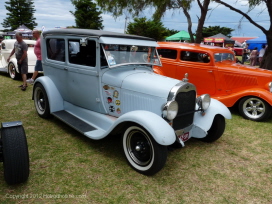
[32,29,231,175]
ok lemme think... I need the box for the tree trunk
[194,0,210,43]
[260,30,272,70]
[183,7,195,43]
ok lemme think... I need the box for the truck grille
[172,90,196,130]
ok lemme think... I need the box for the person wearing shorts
[7,32,28,91]
[27,30,42,84]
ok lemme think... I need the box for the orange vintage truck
[154,42,272,121]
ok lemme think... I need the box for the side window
[46,39,65,62]
[180,51,210,63]
[68,40,96,67]
[157,49,177,59]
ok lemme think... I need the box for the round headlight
[197,94,211,111]
[163,101,178,120]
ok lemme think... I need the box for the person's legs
[20,62,28,90]
[250,57,253,66]
[27,60,42,84]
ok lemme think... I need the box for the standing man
[27,30,42,84]
[242,45,249,64]
[7,32,28,91]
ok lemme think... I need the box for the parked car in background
[233,45,243,56]
[155,42,272,121]
[32,29,231,175]
[0,39,37,79]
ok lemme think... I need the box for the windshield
[101,44,161,68]
[214,53,235,62]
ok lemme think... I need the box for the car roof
[42,29,156,42]
[158,42,234,54]
[2,39,36,44]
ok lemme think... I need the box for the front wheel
[34,83,51,118]
[1,125,29,185]
[8,62,19,80]
[199,115,225,143]
[238,97,272,121]
[123,126,167,175]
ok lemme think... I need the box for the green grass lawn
[0,73,272,203]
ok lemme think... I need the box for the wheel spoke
[252,110,258,116]
[256,107,264,113]
[255,101,261,107]
[245,107,253,112]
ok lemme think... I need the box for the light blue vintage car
[32,29,231,175]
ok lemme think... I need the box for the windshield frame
[101,44,162,68]
[214,52,235,63]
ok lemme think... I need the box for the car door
[176,50,216,95]
[66,38,106,113]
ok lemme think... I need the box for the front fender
[33,76,64,112]
[116,110,176,146]
[193,98,231,132]
[215,88,272,107]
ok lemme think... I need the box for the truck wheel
[34,83,51,118]
[1,125,29,185]
[239,97,272,121]
[8,62,19,80]
[123,126,167,175]
[199,115,225,143]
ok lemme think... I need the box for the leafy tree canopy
[70,0,104,30]
[2,0,37,31]
[96,0,210,43]
[126,17,169,41]
[213,0,272,70]
[202,26,234,38]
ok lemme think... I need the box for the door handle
[207,70,213,72]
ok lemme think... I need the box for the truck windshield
[101,44,161,67]
[214,53,235,62]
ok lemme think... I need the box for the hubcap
[127,130,152,166]
[243,98,265,119]
[36,89,45,112]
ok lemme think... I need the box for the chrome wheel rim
[243,98,265,119]
[8,64,16,78]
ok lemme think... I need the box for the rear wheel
[123,126,167,175]
[1,125,29,185]
[34,83,51,118]
[8,62,19,80]
[238,97,272,121]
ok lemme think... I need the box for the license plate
[178,132,189,142]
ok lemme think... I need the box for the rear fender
[32,76,64,112]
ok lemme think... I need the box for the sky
[0,0,270,37]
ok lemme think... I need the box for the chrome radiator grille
[172,90,196,130]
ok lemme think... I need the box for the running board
[52,110,97,134]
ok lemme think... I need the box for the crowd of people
[241,43,267,66]
[227,40,267,67]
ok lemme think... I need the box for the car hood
[216,61,272,77]
[102,67,181,98]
